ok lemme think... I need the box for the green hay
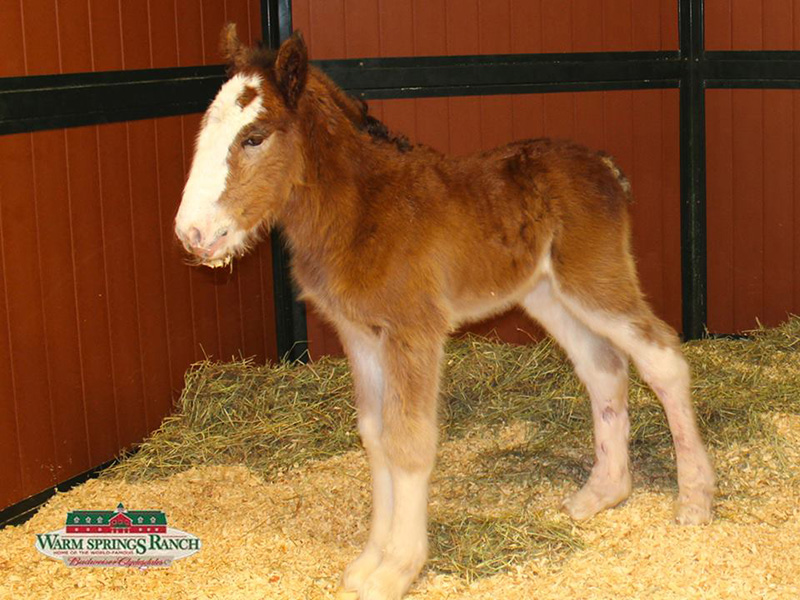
[105,316,800,580]
[429,512,580,583]
[109,355,360,481]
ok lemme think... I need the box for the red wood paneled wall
[295,0,682,358]
[707,89,800,333]
[0,1,261,76]
[706,0,800,49]
[0,1,275,511]
[292,0,678,57]
[705,3,800,332]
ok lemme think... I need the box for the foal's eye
[242,136,264,148]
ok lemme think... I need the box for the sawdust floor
[1,414,799,600]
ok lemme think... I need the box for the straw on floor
[0,317,797,599]
[103,316,800,580]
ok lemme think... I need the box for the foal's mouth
[180,248,234,270]
[177,223,262,270]
[182,243,241,269]
[177,230,238,269]
[201,254,234,269]
[184,241,255,271]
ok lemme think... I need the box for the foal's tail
[598,152,632,201]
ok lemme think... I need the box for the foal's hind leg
[522,279,632,519]
[553,288,715,525]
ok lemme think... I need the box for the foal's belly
[445,272,543,328]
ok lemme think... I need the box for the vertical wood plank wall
[0,1,275,512]
[292,0,679,57]
[294,0,682,358]
[705,1,800,332]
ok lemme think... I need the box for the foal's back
[372,137,634,325]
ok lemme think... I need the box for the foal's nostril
[188,227,203,247]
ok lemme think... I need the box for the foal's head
[174,25,310,268]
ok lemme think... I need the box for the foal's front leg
[362,334,441,600]
[339,326,393,593]
[340,330,443,600]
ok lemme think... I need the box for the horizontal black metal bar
[321,50,679,69]
[706,332,751,340]
[705,50,800,83]
[320,51,683,96]
[354,79,681,100]
[0,52,681,135]
[0,65,225,135]
[0,64,222,92]
[707,79,800,89]
[5,49,800,136]
[0,458,117,528]
[707,50,800,61]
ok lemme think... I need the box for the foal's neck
[280,96,396,262]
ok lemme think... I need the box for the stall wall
[705,1,800,332]
[706,0,800,50]
[706,90,800,333]
[292,0,679,57]
[0,1,275,512]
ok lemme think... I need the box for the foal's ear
[220,23,247,71]
[274,32,308,109]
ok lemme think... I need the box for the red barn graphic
[65,503,167,534]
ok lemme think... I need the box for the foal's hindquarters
[335,215,715,600]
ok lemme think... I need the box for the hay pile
[0,318,798,599]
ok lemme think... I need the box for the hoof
[674,491,713,525]
[357,547,426,600]
[359,565,411,600]
[341,545,383,594]
[561,477,631,521]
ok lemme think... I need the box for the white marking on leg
[360,467,431,600]
[523,280,632,520]
[551,286,715,524]
[387,467,429,562]
[358,335,441,600]
[625,341,715,523]
[339,325,394,592]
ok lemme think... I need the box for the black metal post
[262,0,308,362]
[261,0,281,48]
[679,0,708,340]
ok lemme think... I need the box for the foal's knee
[358,413,384,455]
[638,346,690,395]
[381,408,438,473]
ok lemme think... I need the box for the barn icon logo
[35,503,201,567]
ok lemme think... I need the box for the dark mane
[311,63,414,154]
[352,98,414,153]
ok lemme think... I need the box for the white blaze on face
[175,73,264,255]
